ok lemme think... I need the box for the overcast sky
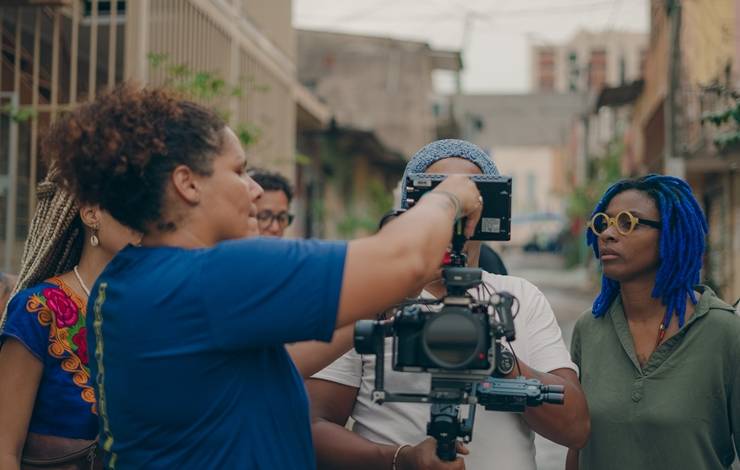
[293,0,649,94]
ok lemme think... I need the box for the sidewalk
[513,265,593,293]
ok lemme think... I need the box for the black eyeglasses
[587,210,662,236]
[256,210,294,229]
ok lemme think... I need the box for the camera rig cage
[353,175,564,461]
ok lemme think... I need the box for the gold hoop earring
[90,226,100,247]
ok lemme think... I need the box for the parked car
[523,232,562,253]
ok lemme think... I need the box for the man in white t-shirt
[307,140,590,470]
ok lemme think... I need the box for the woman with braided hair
[567,174,740,470]
[0,170,139,470]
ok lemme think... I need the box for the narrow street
[502,250,596,470]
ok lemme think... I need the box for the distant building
[295,29,461,239]
[0,0,328,269]
[297,121,406,239]
[531,30,647,93]
[297,29,462,158]
[452,93,585,245]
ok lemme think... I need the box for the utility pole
[664,0,686,177]
[456,11,475,95]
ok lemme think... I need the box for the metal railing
[0,0,297,270]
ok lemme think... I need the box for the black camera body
[393,303,492,372]
[354,265,516,394]
[392,267,493,375]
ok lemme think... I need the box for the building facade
[626,0,739,302]
[452,93,585,246]
[0,0,327,269]
[296,29,461,158]
[294,29,461,239]
[532,30,648,94]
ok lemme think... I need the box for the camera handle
[447,220,468,268]
[427,403,475,462]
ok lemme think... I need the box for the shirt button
[631,391,642,402]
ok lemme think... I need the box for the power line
[295,0,647,25]
[604,0,625,31]
[329,0,401,24]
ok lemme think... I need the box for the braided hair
[0,168,84,333]
[587,174,708,329]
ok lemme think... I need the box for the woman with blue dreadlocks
[566,174,740,470]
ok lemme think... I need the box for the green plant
[700,83,740,150]
[295,152,312,166]
[366,178,394,218]
[335,178,395,238]
[147,52,263,148]
[1,104,36,123]
[564,137,624,267]
[336,213,378,238]
[566,138,624,221]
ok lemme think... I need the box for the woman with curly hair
[46,84,483,470]
[567,175,740,470]
[0,169,139,469]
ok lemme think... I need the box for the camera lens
[421,308,486,369]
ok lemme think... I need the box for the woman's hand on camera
[433,175,483,239]
[397,438,467,470]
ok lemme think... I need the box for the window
[568,51,579,91]
[538,49,556,91]
[588,49,607,91]
[84,1,127,16]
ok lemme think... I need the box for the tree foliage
[563,138,624,267]
[336,178,394,238]
[1,104,36,123]
[147,52,263,148]
[700,83,740,150]
[567,138,624,221]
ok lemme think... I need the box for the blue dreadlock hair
[587,174,708,329]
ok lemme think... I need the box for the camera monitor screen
[404,173,512,241]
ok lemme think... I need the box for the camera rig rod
[476,376,565,412]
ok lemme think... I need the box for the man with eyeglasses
[248,169,295,238]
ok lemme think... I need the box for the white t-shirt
[313,272,577,470]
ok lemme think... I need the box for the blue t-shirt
[87,238,347,469]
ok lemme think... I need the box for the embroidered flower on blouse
[72,327,88,365]
[42,287,80,328]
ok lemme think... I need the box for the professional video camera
[354,173,565,461]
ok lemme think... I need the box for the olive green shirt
[571,287,740,470]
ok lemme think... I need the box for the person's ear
[170,164,201,205]
[79,205,102,247]
[79,205,101,228]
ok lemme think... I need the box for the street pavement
[502,250,595,470]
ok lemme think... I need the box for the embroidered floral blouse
[0,277,97,439]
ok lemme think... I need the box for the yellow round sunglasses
[587,210,662,236]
